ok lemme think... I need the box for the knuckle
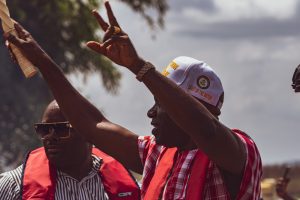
[23,41,33,48]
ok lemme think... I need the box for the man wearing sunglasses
[0,100,140,200]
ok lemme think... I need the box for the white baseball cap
[162,56,224,111]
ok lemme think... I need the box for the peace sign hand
[86,1,145,73]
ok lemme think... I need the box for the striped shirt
[138,129,262,199]
[0,155,109,200]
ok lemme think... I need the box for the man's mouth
[46,145,62,154]
[151,121,160,137]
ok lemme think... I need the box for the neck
[177,140,197,152]
[60,155,93,181]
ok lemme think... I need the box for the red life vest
[143,148,209,200]
[21,147,140,200]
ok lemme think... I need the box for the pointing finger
[92,10,109,31]
[105,1,120,27]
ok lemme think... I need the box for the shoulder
[0,165,23,185]
[232,129,261,169]
[138,135,159,155]
[137,135,165,166]
[138,135,155,147]
[0,165,23,199]
[232,129,262,198]
[232,129,261,160]
[138,136,162,157]
[91,154,103,172]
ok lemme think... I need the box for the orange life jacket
[21,147,140,200]
[143,148,209,200]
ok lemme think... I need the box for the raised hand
[3,22,49,67]
[276,177,296,200]
[276,177,290,198]
[86,1,144,73]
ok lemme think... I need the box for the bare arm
[86,2,246,175]
[142,70,246,174]
[4,24,143,174]
[40,57,142,173]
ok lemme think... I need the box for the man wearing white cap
[5,1,262,199]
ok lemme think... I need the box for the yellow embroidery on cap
[169,61,179,70]
[162,61,179,76]
[162,70,170,76]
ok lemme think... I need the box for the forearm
[36,56,142,173]
[36,55,105,138]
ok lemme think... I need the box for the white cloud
[269,38,300,61]
[234,42,268,62]
[181,0,298,24]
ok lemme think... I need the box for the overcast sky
[70,0,300,165]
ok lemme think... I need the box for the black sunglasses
[34,122,72,139]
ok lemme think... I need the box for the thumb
[4,33,24,47]
[86,41,105,54]
[6,41,18,63]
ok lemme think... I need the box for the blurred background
[1,0,300,198]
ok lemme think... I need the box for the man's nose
[147,105,157,118]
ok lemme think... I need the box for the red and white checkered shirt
[138,129,262,200]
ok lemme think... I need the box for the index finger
[92,10,109,31]
[105,1,120,27]
[13,22,31,40]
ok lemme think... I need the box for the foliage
[0,0,167,171]
[8,0,121,91]
[120,0,168,28]
[0,49,50,171]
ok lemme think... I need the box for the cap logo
[162,61,179,76]
[188,85,213,101]
[197,76,210,89]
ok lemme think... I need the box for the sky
[69,0,300,165]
